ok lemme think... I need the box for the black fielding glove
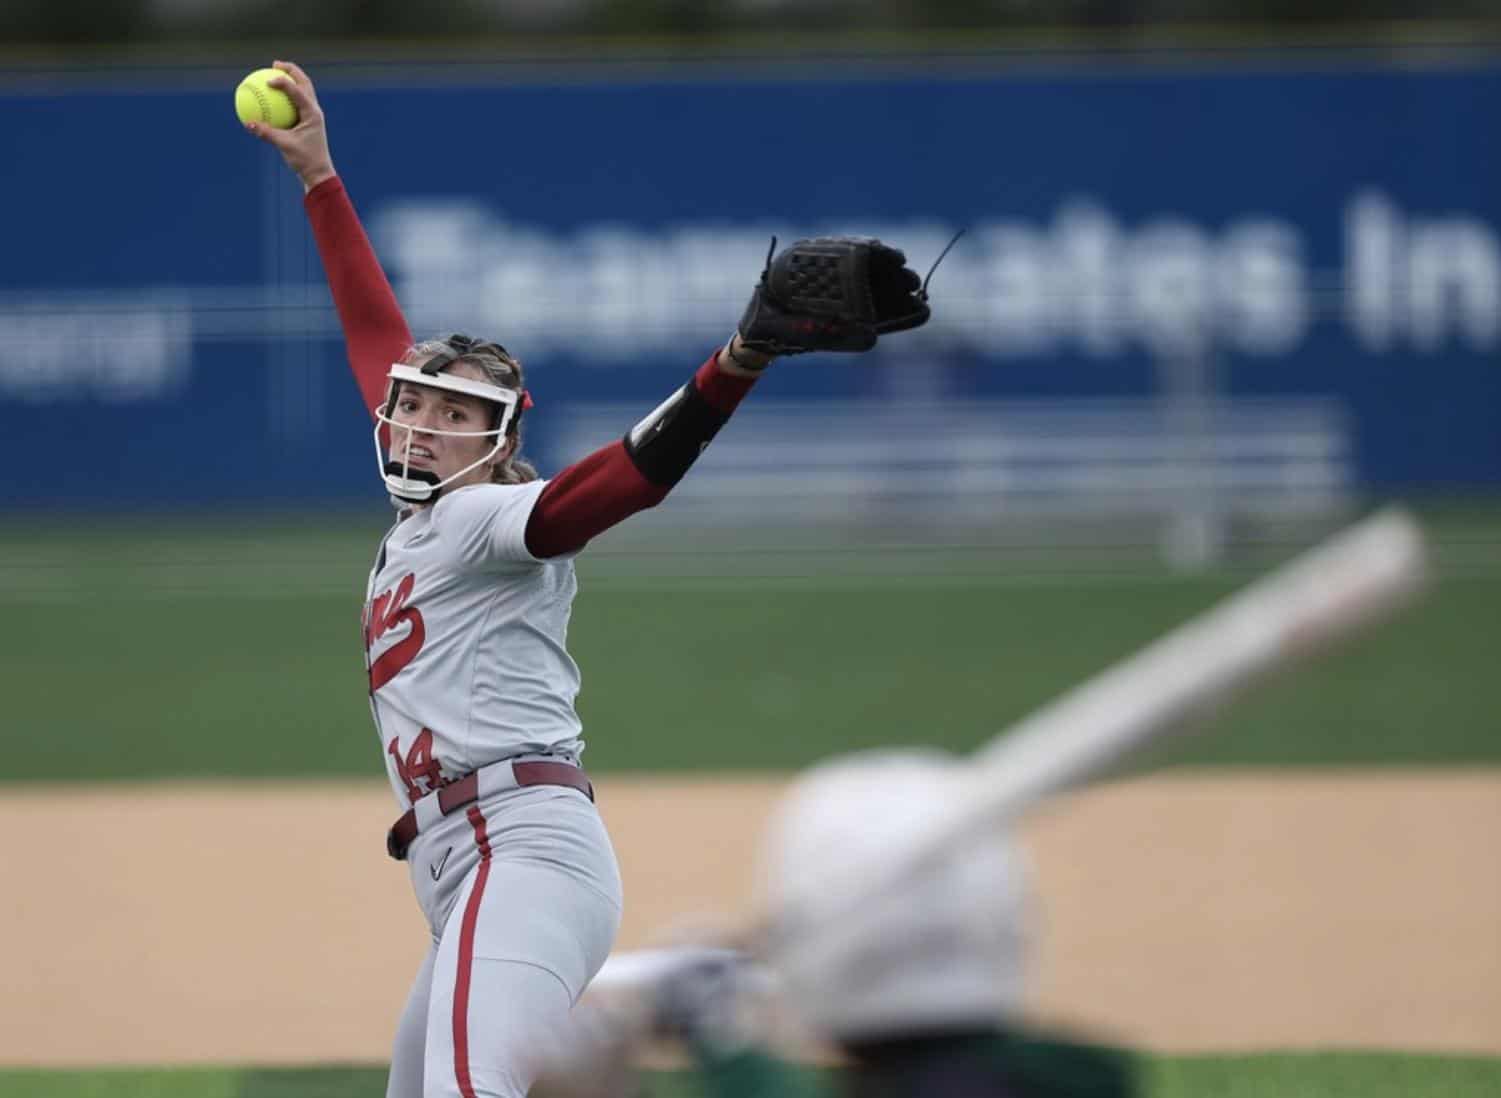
[737,236,932,355]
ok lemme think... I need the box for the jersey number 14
[389,729,445,804]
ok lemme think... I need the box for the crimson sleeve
[690,353,758,415]
[525,352,760,559]
[304,176,413,419]
[525,441,669,559]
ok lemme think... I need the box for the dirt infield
[2,771,1497,1066]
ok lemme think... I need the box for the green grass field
[3,1053,1500,1098]
[1,508,1496,779]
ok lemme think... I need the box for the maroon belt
[386,759,594,860]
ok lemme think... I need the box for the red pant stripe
[453,805,493,1098]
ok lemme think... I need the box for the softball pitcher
[244,60,934,1098]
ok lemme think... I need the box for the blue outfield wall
[1,56,1498,508]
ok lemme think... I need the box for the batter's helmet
[756,748,1031,1041]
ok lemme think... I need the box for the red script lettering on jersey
[366,572,425,691]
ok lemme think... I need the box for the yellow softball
[235,68,298,129]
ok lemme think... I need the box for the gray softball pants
[384,784,623,1098]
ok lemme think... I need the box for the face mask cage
[373,363,521,504]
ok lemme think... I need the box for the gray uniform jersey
[362,480,584,809]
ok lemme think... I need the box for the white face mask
[373,364,521,504]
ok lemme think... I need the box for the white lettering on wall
[0,299,192,402]
[1345,189,1501,354]
[372,194,1383,362]
[374,199,1341,362]
[1407,218,1501,351]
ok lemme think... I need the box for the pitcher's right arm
[244,59,411,416]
